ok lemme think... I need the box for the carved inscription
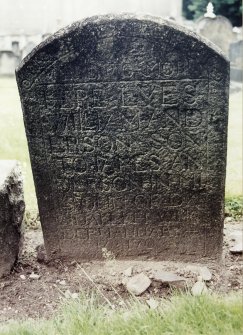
[16,16,229,261]
[38,79,209,240]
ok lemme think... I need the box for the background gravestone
[0,160,25,277]
[229,40,243,82]
[196,15,236,55]
[16,15,229,261]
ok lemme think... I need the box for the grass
[0,292,242,335]
[0,78,242,213]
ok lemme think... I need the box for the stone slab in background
[230,67,243,83]
[0,160,25,277]
[16,14,229,261]
[229,40,243,68]
[196,15,236,55]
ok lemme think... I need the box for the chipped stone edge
[16,12,229,74]
[0,161,25,261]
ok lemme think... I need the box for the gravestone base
[0,160,25,277]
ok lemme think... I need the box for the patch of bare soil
[0,220,242,322]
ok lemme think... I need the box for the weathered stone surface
[146,298,159,309]
[16,14,229,261]
[229,230,243,254]
[126,273,151,295]
[123,266,133,277]
[153,270,186,283]
[191,279,208,296]
[0,160,25,277]
[199,266,212,281]
[230,243,243,254]
[229,231,242,242]
[29,272,41,280]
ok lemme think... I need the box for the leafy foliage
[183,0,242,26]
[225,196,243,219]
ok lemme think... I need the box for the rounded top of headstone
[197,14,233,29]
[16,13,228,75]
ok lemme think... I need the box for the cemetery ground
[0,77,242,334]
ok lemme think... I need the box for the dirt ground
[0,220,242,323]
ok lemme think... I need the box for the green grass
[225,195,243,219]
[0,78,242,214]
[0,293,242,335]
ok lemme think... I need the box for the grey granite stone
[126,273,151,295]
[199,266,212,281]
[153,270,186,284]
[16,14,229,261]
[191,279,208,296]
[0,160,25,277]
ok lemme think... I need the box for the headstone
[0,160,25,277]
[229,40,243,82]
[230,40,243,67]
[196,15,236,55]
[16,15,229,261]
[0,51,20,76]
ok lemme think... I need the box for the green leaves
[183,0,242,26]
